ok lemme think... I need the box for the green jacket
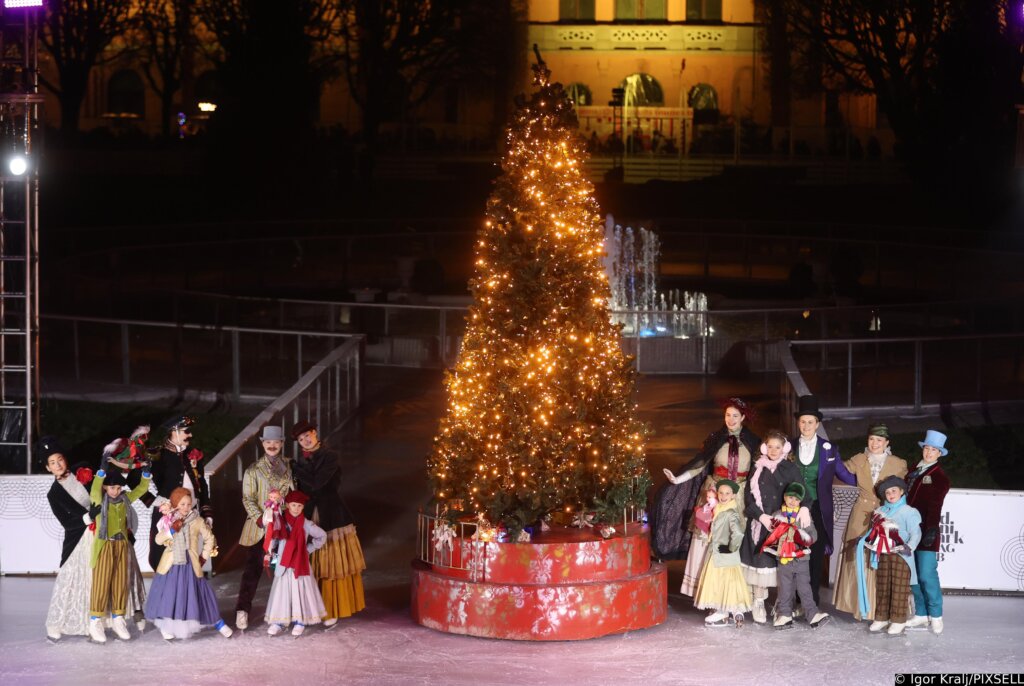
[90,470,151,568]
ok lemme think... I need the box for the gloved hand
[921,527,938,547]
[717,544,731,554]
[205,517,214,529]
[261,509,274,525]
[758,514,774,530]
[89,503,101,520]
[797,506,811,528]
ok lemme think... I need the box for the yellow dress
[694,499,752,615]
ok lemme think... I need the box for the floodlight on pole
[8,155,28,176]
[3,0,45,8]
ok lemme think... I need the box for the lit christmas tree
[427,57,650,537]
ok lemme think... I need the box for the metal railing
[784,333,1024,416]
[205,336,365,569]
[41,314,356,399]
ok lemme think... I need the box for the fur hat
[284,490,309,505]
[290,420,317,441]
[867,423,890,439]
[716,479,739,494]
[875,475,907,498]
[784,482,806,500]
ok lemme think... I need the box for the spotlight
[7,155,28,176]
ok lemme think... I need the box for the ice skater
[906,430,951,635]
[693,479,752,627]
[762,482,830,629]
[145,488,233,640]
[264,490,328,636]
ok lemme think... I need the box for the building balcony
[529,22,755,53]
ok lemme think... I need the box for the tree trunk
[58,84,86,134]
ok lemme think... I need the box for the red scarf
[280,511,311,578]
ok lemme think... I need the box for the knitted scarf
[855,494,908,616]
[280,511,311,578]
[749,455,783,544]
[98,490,138,542]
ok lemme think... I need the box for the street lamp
[7,155,27,176]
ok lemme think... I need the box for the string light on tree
[427,51,650,538]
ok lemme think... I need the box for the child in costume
[145,487,232,640]
[763,482,830,629]
[264,490,328,636]
[262,488,287,568]
[88,465,151,643]
[694,479,752,627]
[905,430,951,634]
[861,476,922,636]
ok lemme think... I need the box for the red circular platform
[411,524,667,640]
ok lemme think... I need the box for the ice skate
[45,627,61,643]
[869,620,889,633]
[160,629,175,641]
[887,622,906,635]
[323,617,338,629]
[773,615,794,629]
[704,611,730,627]
[267,623,284,636]
[291,623,305,637]
[136,618,147,633]
[930,617,944,635]
[235,610,248,631]
[110,615,131,641]
[88,617,107,644]
[216,620,233,638]
[905,615,929,630]
[809,612,831,628]
[732,613,745,628]
[752,599,767,624]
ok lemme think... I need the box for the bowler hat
[918,429,949,457]
[793,395,823,421]
[290,420,317,441]
[875,475,907,499]
[260,425,285,442]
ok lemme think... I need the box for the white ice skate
[291,623,305,637]
[930,617,944,635]
[905,615,929,630]
[110,615,131,641]
[160,629,175,641]
[773,615,794,630]
[704,611,730,627]
[267,623,284,636]
[235,610,248,631]
[809,612,831,628]
[887,622,906,636]
[869,620,889,633]
[88,617,107,644]
[752,599,767,624]
[323,617,338,629]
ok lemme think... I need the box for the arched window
[107,70,145,117]
[619,74,664,107]
[194,70,221,107]
[565,82,592,107]
[688,82,719,124]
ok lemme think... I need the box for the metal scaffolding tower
[0,5,42,474]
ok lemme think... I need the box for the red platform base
[411,524,667,640]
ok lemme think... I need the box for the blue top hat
[918,429,949,457]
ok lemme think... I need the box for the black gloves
[921,527,938,547]
[718,544,731,554]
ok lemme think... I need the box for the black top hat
[37,435,66,459]
[102,470,128,487]
[793,395,823,421]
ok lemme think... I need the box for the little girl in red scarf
[264,490,328,636]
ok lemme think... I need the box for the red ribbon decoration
[865,514,893,554]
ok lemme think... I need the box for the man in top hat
[234,424,293,631]
[790,395,857,606]
[41,436,93,567]
[147,416,212,569]
[904,429,951,634]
